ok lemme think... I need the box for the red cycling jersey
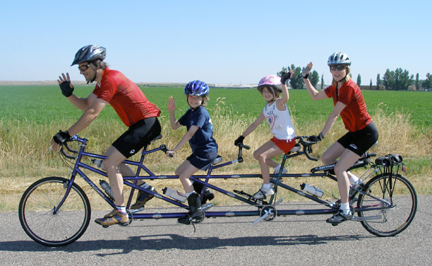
[92,67,161,127]
[324,79,371,132]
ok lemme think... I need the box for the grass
[0,85,431,212]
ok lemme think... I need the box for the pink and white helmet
[257,75,282,94]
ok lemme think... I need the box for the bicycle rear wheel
[19,177,91,246]
[357,173,417,237]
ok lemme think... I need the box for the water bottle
[300,183,323,198]
[99,180,114,200]
[162,187,187,202]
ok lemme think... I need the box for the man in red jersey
[51,45,161,226]
[302,52,378,225]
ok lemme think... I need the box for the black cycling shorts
[337,121,379,156]
[112,117,161,158]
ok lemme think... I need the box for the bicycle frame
[58,134,391,221]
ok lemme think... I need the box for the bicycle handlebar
[296,136,318,161]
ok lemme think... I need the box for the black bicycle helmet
[327,52,351,66]
[71,45,106,66]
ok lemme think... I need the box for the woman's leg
[334,149,361,204]
[321,141,345,165]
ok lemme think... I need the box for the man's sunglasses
[329,65,348,71]
[78,64,91,71]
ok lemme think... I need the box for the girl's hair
[331,65,351,87]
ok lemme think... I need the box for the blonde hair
[331,65,351,87]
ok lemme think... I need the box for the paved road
[1,195,431,265]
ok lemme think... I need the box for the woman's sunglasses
[329,65,348,71]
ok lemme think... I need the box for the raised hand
[167,96,176,112]
[57,73,74,97]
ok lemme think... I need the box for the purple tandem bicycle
[18,134,417,246]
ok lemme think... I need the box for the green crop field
[1,85,431,129]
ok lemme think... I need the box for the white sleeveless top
[263,100,295,140]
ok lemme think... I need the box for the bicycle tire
[18,177,91,246]
[357,173,417,237]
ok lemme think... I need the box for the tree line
[278,65,432,91]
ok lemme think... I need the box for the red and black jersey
[93,67,160,127]
[324,79,372,132]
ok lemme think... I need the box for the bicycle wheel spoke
[19,177,91,246]
[357,174,417,237]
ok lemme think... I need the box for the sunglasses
[329,65,348,71]
[78,64,91,71]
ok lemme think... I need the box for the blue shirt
[178,106,218,158]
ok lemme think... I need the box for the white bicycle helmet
[327,52,351,66]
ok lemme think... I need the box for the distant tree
[376,74,381,90]
[288,64,303,89]
[321,74,324,90]
[415,73,419,91]
[357,74,361,87]
[370,79,372,90]
[383,68,413,90]
[422,73,432,89]
[309,70,319,88]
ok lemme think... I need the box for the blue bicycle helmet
[71,45,106,66]
[184,80,209,96]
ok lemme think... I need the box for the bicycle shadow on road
[0,233,372,254]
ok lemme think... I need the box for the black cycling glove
[309,133,324,142]
[53,130,71,145]
[234,136,245,146]
[280,71,292,85]
[59,81,74,97]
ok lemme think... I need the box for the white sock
[262,183,272,191]
[340,203,351,215]
[116,206,126,213]
[347,172,359,185]
[186,191,195,197]
[273,165,281,172]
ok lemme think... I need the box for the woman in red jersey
[302,52,378,225]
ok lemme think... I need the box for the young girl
[166,80,218,224]
[303,52,379,224]
[235,71,295,199]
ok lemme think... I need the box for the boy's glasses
[78,64,91,71]
[330,65,347,71]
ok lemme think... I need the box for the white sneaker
[253,188,275,199]
[274,167,287,174]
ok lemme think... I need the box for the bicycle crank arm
[199,203,214,212]
[252,211,270,225]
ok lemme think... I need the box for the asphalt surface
[1,195,431,265]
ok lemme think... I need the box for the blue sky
[1,0,430,85]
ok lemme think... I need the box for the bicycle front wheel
[19,177,91,246]
[357,173,417,237]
